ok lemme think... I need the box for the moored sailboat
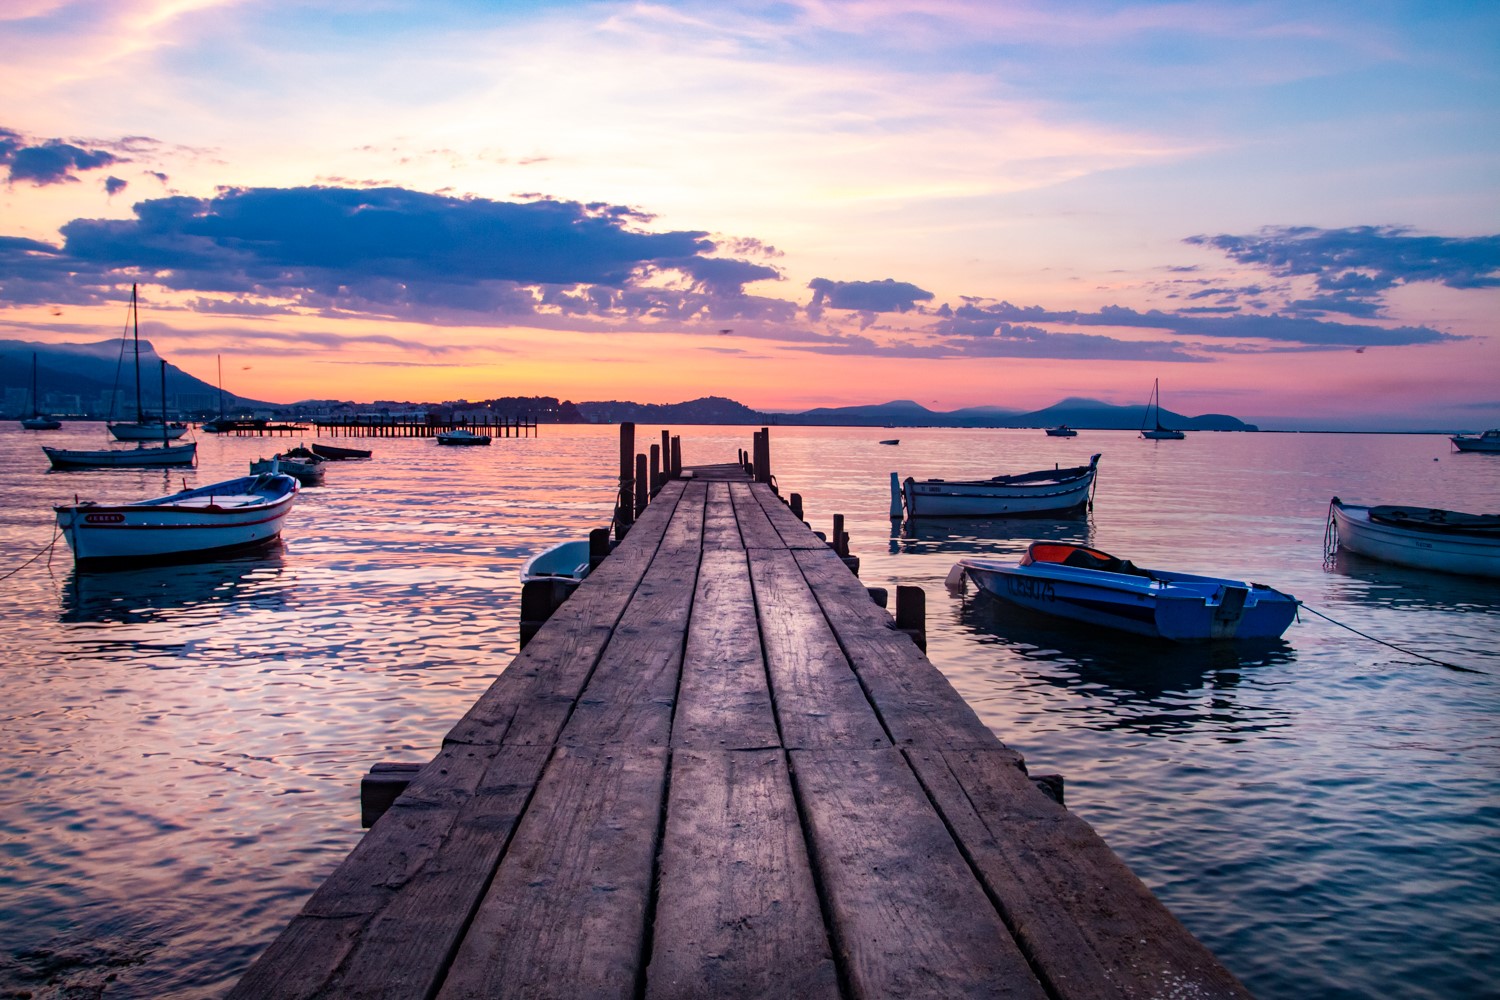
[107,285,188,441]
[1140,379,1185,440]
[19,353,62,430]
[43,361,197,469]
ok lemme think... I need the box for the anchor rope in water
[0,526,61,582]
[1299,603,1486,675]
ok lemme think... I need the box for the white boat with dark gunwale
[1140,378,1185,440]
[436,428,491,446]
[1450,430,1500,453]
[950,541,1299,642]
[55,473,299,567]
[1045,425,1077,437]
[1328,498,1500,579]
[895,454,1100,519]
[44,441,198,469]
[520,539,593,587]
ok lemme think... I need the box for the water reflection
[1325,550,1500,614]
[952,586,1294,738]
[59,546,290,624]
[891,515,1092,557]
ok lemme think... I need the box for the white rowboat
[436,429,491,446]
[1328,498,1500,579]
[55,473,299,567]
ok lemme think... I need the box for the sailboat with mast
[108,285,188,441]
[1140,378,1186,440]
[20,353,62,430]
[43,360,197,468]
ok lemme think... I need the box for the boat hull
[109,421,188,441]
[959,559,1298,642]
[250,457,324,485]
[1141,429,1185,440]
[55,473,298,566]
[44,442,198,468]
[21,416,62,430]
[1331,502,1500,578]
[902,456,1098,518]
[310,443,372,460]
[520,539,593,585]
[436,432,491,446]
[1450,434,1500,453]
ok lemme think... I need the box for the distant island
[1,338,1258,430]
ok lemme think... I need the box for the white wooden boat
[1450,430,1500,453]
[950,541,1299,642]
[44,441,198,469]
[520,539,592,585]
[1045,425,1077,437]
[55,473,298,567]
[107,285,188,441]
[1328,498,1500,579]
[895,454,1100,519]
[436,428,491,446]
[1140,378,1185,439]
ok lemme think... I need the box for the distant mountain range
[2,339,1256,430]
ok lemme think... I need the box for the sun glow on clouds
[0,0,1497,428]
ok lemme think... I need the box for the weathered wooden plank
[226,741,526,998]
[748,546,889,750]
[906,748,1253,1000]
[319,745,553,999]
[646,749,838,1000]
[789,748,1048,999]
[435,745,668,1000]
[445,480,687,747]
[560,482,705,746]
[673,548,780,751]
[749,481,825,549]
[702,480,744,551]
[794,546,1007,752]
[729,481,784,550]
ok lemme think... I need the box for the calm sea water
[0,423,1496,999]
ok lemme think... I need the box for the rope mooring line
[0,526,61,582]
[1300,603,1487,675]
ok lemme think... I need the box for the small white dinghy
[436,428,491,446]
[520,539,593,585]
[55,473,299,568]
[1328,498,1500,579]
[951,541,1298,643]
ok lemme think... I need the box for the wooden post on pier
[896,584,927,651]
[617,423,635,538]
[753,427,772,485]
[650,444,662,496]
[635,453,648,517]
[588,527,611,572]
[669,436,681,476]
[660,429,670,476]
[832,513,846,556]
[790,492,804,521]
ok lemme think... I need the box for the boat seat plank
[434,745,668,1000]
[559,481,705,747]
[645,749,839,1000]
[445,481,687,747]
[794,547,1009,751]
[747,546,889,750]
[673,548,780,751]
[789,747,1049,999]
[905,747,1253,1000]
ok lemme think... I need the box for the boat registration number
[84,513,125,524]
[1006,576,1055,602]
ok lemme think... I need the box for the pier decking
[230,464,1251,999]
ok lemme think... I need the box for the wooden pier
[230,442,1250,999]
[313,416,538,438]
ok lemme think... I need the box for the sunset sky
[2,0,1497,430]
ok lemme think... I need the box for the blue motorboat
[950,541,1298,642]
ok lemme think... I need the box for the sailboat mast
[159,359,169,445]
[217,354,224,417]
[132,284,143,424]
